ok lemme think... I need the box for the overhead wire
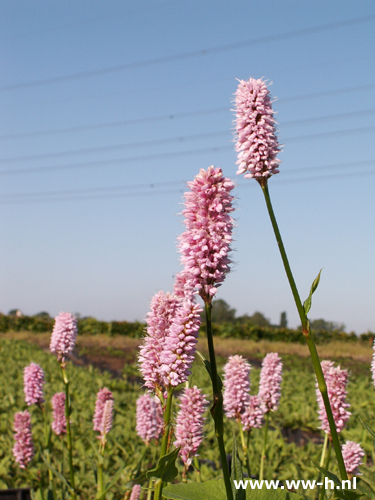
[1,14,374,92]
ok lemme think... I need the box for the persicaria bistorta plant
[342,441,365,476]
[51,392,67,436]
[258,352,283,413]
[50,312,78,360]
[136,393,163,445]
[23,362,45,406]
[13,410,34,469]
[223,355,251,420]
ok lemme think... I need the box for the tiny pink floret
[223,355,251,419]
[258,352,283,412]
[342,441,365,476]
[178,166,234,302]
[13,411,34,469]
[51,392,67,435]
[136,394,163,444]
[174,386,208,466]
[235,78,281,181]
[23,362,45,406]
[50,312,78,358]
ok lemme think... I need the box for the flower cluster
[241,395,264,431]
[223,355,251,419]
[93,388,114,434]
[159,300,202,387]
[130,485,141,500]
[235,78,281,182]
[371,339,375,387]
[13,411,34,469]
[342,441,365,476]
[258,353,283,412]
[51,392,67,435]
[138,291,181,391]
[136,394,164,444]
[316,360,351,434]
[174,386,208,466]
[178,166,234,302]
[50,312,78,358]
[23,362,45,406]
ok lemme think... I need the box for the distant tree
[8,309,22,317]
[279,311,288,328]
[310,318,346,332]
[34,311,50,319]
[236,311,271,327]
[210,299,236,324]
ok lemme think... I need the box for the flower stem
[61,366,76,499]
[205,302,233,500]
[40,405,57,500]
[259,411,269,481]
[316,434,329,500]
[319,439,332,500]
[154,389,174,500]
[239,422,251,478]
[261,182,348,481]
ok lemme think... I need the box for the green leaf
[96,466,127,500]
[146,447,179,483]
[163,478,227,500]
[87,436,104,464]
[312,462,341,486]
[196,351,223,391]
[312,463,364,500]
[303,269,322,315]
[40,453,74,494]
[231,436,245,500]
[358,416,375,440]
[163,479,305,500]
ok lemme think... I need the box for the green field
[1,336,374,498]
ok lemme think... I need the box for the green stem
[147,478,153,500]
[61,365,76,499]
[193,456,202,482]
[40,405,57,500]
[315,433,329,500]
[319,439,332,500]
[259,412,269,481]
[261,182,348,481]
[239,423,251,479]
[98,462,104,497]
[205,301,234,500]
[154,389,174,500]
[246,430,252,478]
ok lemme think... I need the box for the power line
[1,15,374,92]
[0,160,373,201]
[1,104,374,141]
[1,166,374,205]
[1,124,374,167]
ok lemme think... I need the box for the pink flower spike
[178,166,235,303]
[136,394,163,444]
[93,388,114,433]
[371,338,375,387]
[241,395,265,431]
[23,362,45,406]
[138,291,181,392]
[174,386,208,466]
[159,300,202,388]
[258,352,283,412]
[13,411,34,469]
[50,312,78,359]
[223,355,251,420]
[342,441,365,476]
[316,360,351,434]
[130,484,141,500]
[235,78,281,183]
[51,392,67,435]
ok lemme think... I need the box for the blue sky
[0,0,374,333]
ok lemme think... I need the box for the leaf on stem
[303,269,322,315]
[358,416,375,440]
[146,447,179,483]
[231,437,245,500]
[196,351,223,391]
[41,453,74,494]
[312,462,364,500]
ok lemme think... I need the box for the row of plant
[1,313,373,345]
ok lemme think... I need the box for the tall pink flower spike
[174,386,208,466]
[316,360,351,434]
[13,411,34,469]
[258,352,283,412]
[93,387,114,433]
[136,394,164,444]
[50,312,78,360]
[51,392,67,435]
[178,166,235,302]
[241,395,265,431]
[342,441,365,476]
[138,291,180,392]
[371,338,375,387]
[223,355,251,420]
[235,78,281,182]
[23,362,45,406]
